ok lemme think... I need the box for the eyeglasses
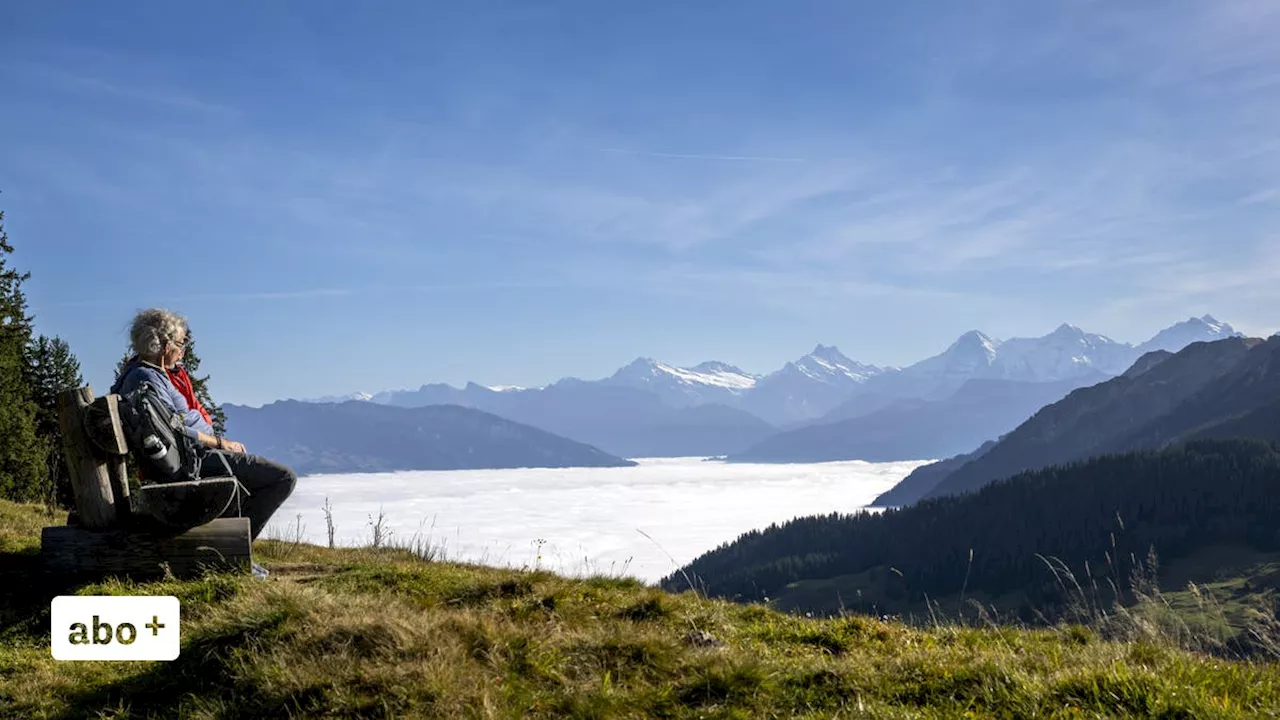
[170,337,187,349]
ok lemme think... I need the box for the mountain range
[272,315,1241,464]
[829,316,1240,411]
[875,333,1280,506]
[726,316,1240,463]
[343,381,775,459]
[728,376,1102,464]
[222,401,636,474]
[368,343,888,428]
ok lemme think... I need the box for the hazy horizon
[253,313,1253,406]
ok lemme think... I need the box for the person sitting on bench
[110,308,297,555]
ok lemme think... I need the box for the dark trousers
[201,450,297,540]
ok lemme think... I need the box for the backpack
[118,380,205,484]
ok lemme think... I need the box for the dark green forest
[667,439,1280,619]
[0,207,224,507]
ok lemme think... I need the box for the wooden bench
[39,386,252,581]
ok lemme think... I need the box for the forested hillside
[668,439,1280,625]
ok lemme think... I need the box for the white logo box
[51,596,181,661]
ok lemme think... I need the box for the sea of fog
[261,457,931,584]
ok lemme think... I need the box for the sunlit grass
[4,498,1280,719]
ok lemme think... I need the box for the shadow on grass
[0,546,67,650]
[0,538,318,719]
[44,604,332,720]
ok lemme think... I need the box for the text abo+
[51,596,181,661]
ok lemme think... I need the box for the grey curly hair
[130,308,188,361]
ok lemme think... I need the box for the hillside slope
[3,500,1279,719]
[671,439,1280,628]
[922,337,1267,501]
[870,440,998,507]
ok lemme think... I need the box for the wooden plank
[89,394,133,518]
[40,518,252,580]
[136,478,239,530]
[86,395,129,456]
[108,459,133,521]
[58,386,116,529]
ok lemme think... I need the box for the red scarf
[168,364,214,427]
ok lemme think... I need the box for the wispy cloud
[641,265,973,303]
[2,61,234,116]
[14,0,1280,344]
[1240,188,1280,205]
[51,288,355,309]
[50,280,597,309]
[131,128,856,256]
[596,147,807,163]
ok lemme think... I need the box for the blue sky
[3,1,1279,406]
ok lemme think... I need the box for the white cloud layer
[264,457,928,584]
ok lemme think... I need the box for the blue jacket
[110,360,215,441]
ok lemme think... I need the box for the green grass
[3,499,1280,719]
[772,544,1280,655]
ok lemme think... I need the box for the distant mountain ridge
[869,335,1280,506]
[1137,315,1240,355]
[729,376,1103,464]
[831,317,1239,415]
[299,391,374,404]
[283,316,1243,459]
[739,345,891,425]
[726,317,1240,465]
[295,316,1241,415]
[347,381,776,459]
[223,401,636,474]
[924,336,1271,500]
[600,357,760,409]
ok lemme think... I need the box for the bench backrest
[57,386,130,530]
[85,394,129,458]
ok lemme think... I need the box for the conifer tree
[182,331,227,435]
[26,335,84,507]
[0,209,49,502]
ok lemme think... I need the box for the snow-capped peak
[486,385,526,392]
[781,345,885,385]
[691,360,750,375]
[907,330,1002,378]
[995,324,1130,378]
[1137,315,1242,355]
[1195,314,1233,335]
[1045,322,1121,345]
[608,357,759,390]
[947,330,1001,356]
